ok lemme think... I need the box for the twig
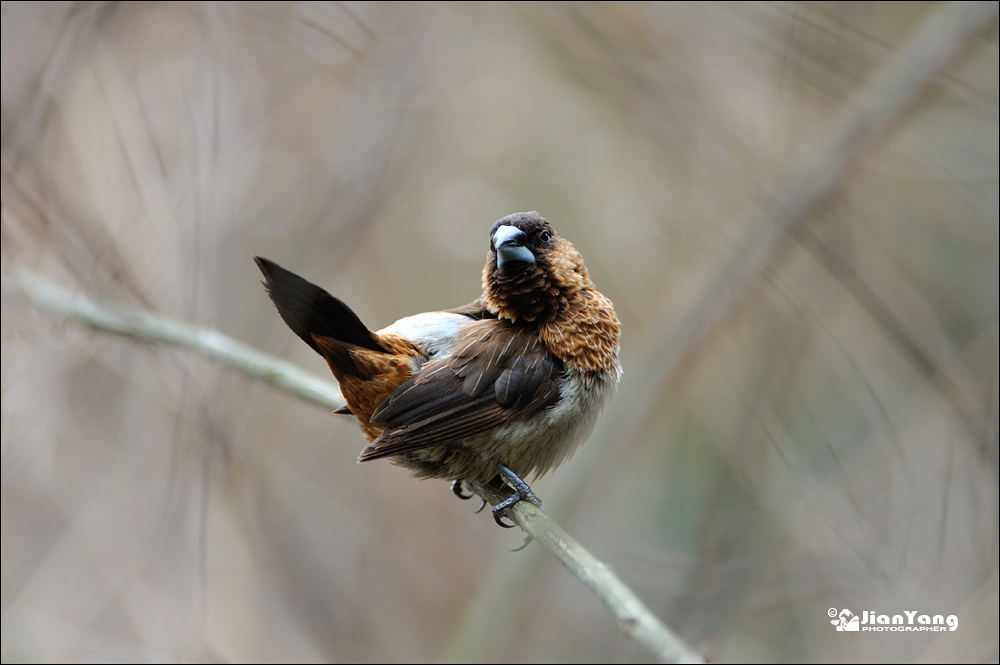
[1,271,345,412]
[1,269,704,663]
[470,480,705,663]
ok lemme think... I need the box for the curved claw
[451,480,474,500]
[492,506,517,528]
[474,499,487,514]
[486,463,544,528]
[491,489,522,528]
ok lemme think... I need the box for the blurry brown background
[2,2,997,662]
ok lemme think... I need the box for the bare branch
[2,271,345,412]
[2,269,703,662]
[470,480,705,663]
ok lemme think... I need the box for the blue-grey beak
[493,225,535,268]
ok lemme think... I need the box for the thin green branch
[470,480,704,663]
[1,270,704,663]
[1,272,345,412]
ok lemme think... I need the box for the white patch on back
[377,312,470,357]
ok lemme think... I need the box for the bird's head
[482,212,592,323]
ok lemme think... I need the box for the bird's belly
[396,367,618,482]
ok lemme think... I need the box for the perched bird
[255,212,621,526]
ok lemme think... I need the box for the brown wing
[357,320,562,461]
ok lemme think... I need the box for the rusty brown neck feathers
[481,213,620,374]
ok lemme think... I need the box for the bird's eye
[537,230,551,243]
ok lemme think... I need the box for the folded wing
[359,320,562,460]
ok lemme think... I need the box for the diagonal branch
[469,479,704,663]
[1,271,346,412]
[1,270,705,664]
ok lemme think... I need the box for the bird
[255,212,621,526]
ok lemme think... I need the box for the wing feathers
[362,320,562,460]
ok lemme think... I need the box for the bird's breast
[472,363,620,480]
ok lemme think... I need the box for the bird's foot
[451,480,473,499]
[451,480,488,513]
[492,463,542,528]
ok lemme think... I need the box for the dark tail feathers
[254,256,386,355]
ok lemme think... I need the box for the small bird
[255,212,621,526]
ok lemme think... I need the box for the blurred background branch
[447,2,999,661]
[2,2,997,662]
